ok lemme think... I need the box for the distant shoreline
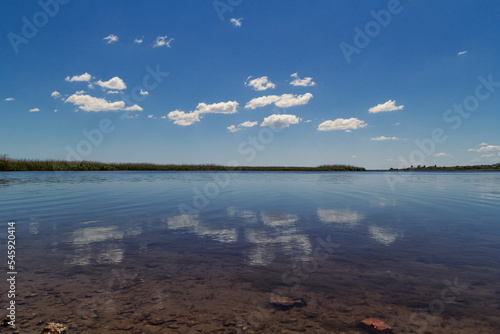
[1,156,499,172]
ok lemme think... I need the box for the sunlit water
[0,171,499,333]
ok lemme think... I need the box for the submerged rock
[269,296,307,310]
[41,322,68,334]
[358,318,393,334]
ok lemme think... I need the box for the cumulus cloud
[103,34,118,43]
[124,104,143,111]
[65,73,92,82]
[227,121,258,132]
[29,108,40,112]
[65,94,126,112]
[240,121,258,127]
[230,17,243,27]
[458,50,468,56]
[139,89,149,95]
[4,97,14,101]
[468,144,500,153]
[96,77,127,90]
[167,110,201,126]
[107,90,119,94]
[168,101,239,126]
[368,100,404,113]
[134,38,143,44]
[371,136,399,141]
[153,36,174,48]
[318,118,367,131]
[51,91,61,99]
[196,101,238,114]
[261,114,301,128]
[245,93,313,109]
[245,76,275,91]
[290,73,316,87]
[435,152,451,157]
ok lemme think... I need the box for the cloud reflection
[167,214,237,244]
[368,225,402,246]
[66,226,126,265]
[317,208,364,226]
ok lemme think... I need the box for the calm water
[1,171,499,333]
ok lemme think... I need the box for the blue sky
[1,1,500,169]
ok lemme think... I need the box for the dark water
[0,171,499,333]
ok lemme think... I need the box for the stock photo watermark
[76,268,137,323]
[8,0,70,54]
[64,65,169,161]
[178,118,285,217]
[234,234,339,332]
[5,222,17,329]
[408,277,468,333]
[339,0,405,64]
[213,0,243,22]
[386,73,500,190]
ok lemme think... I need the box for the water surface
[1,171,499,333]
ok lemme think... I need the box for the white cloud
[51,91,61,99]
[29,108,40,112]
[352,155,358,158]
[480,154,497,159]
[275,93,313,108]
[245,93,313,109]
[196,101,238,114]
[468,144,500,153]
[244,95,280,109]
[245,76,275,91]
[371,136,399,141]
[167,110,200,126]
[240,121,258,127]
[139,89,149,95]
[435,152,451,157]
[124,104,143,111]
[368,100,404,113]
[103,34,118,43]
[107,90,119,94]
[458,50,468,56]
[479,143,488,146]
[65,94,125,112]
[227,121,258,133]
[230,17,243,27]
[290,73,316,87]
[4,97,14,101]
[147,114,155,119]
[75,90,86,95]
[54,109,58,112]
[65,72,92,82]
[153,36,174,48]
[160,116,167,119]
[261,114,301,128]
[96,77,127,90]
[318,118,367,131]
[134,38,143,44]
[168,101,239,126]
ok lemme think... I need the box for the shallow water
[0,171,499,333]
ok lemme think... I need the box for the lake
[1,171,499,333]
